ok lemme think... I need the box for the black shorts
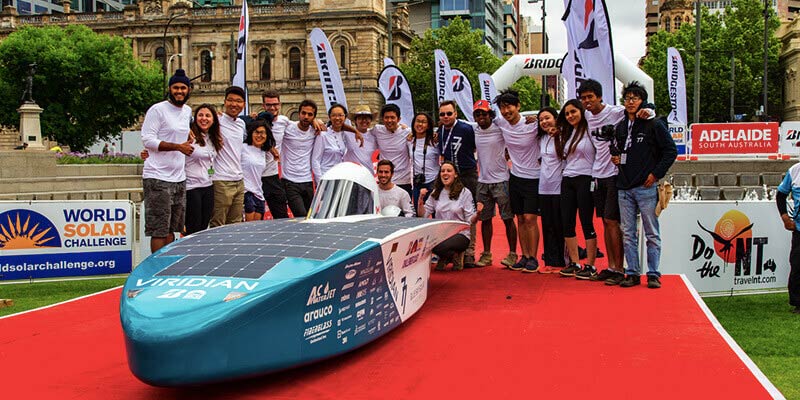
[508,174,539,215]
[593,176,620,221]
[244,191,265,214]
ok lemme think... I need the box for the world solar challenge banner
[0,201,134,280]
[660,201,789,294]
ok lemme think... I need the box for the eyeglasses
[623,96,641,103]
[264,102,280,108]
[439,111,454,117]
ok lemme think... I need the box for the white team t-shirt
[407,136,440,184]
[262,115,289,177]
[312,128,347,184]
[185,139,216,190]
[241,145,266,200]
[423,188,475,237]
[496,117,540,179]
[344,129,378,174]
[538,134,564,195]
[141,100,192,182]
[378,184,414,217]
[213,113,246,182]
[562,131,595,178]
[586,104,625,179]
[373,124,413,185]
[281,122,316,183]
[473,122,509,184]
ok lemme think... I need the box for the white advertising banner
[779,121,800,156]
[434,49,453,107]
[666,47,688,125]
[478,73,501,116]
[378,65,415,127]
[660,201,789,294]
[0,201,134,280]
[560,0,616,102]
[310,28,348,112]
[448,68,475,122]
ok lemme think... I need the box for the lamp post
[762,0,769,120]
[693,0,700,123]
[529,0,548,108]
[162,11,187,92]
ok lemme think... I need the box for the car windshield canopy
[308,179,375,219]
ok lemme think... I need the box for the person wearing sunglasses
[437,100,478,266]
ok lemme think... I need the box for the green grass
[0,277,127,318]
[703,293,800,400]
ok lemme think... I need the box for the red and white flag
[478,73,500,116]
[310,28,348,113]
[449,68,474,122]
[434,49,453,107]
[231,0,249,115]
[561,0,615,103]
[378,65,415,127]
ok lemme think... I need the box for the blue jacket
[437,120,476,171]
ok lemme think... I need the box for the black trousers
[432,234,470,260]
[560,175,596,240]
[282,179,314,218]
[790,231,800,307]
[262,174,289,219]
[459,167,478,206]
[185,185,213,235]
[540,194,566,267]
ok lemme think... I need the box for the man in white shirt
[344,105,378,173]
[282,99,319,217]
[210,86,247,227]
[472,100,518,268]
[376,160,414,217]
[494,90,541,272]
[141,69,194,252]
[373,104,413,197]
[255,91,290,218]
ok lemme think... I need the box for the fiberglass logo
[0,209,61,249]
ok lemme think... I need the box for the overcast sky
[519,0,647,64]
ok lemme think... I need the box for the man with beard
[282,99,319,217]
[141,69,194,252]
[578,79,654,283]
[376,160,414,217]
[210,86,248,227]
[256,91,290,218]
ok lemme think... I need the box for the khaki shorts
[476,181,513,221]
[143,178,186,237]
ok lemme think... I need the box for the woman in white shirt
[312,104,348,185]
[242,118,276,221]
[536,107,566,273]
[418,161,478,271]
[556,99,598,279]
[185,104,223,234]
[408,112,440,209]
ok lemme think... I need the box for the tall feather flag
[378,65,415,127]
[449,68,475,122]
[231,0,249,115]
[560,0,615,103]
[310,28,348,113]
[478,73,501,116]
[666,47,688,125]
[434,49,454,107]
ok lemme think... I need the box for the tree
[0,25,163,151]
[640,0,781,123]
[399,18,542,116]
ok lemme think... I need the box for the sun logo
[0,209,61,250]
[697,210,753,263]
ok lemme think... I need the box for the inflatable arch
[491,52,654,100]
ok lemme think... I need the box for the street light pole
[730,53,735,121]
[693,0,700,123]
[762,0,769,120]
[529,0,548,108]
[162,11,187,92]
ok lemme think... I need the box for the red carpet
[0,274,780,398]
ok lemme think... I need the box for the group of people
[141,69,678,289]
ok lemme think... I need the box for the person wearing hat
[472,99,518,268]
[343,104,378,173]
[140,69,194,252]
[210,85,248,227]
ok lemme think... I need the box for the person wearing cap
[343,104,378,173]
[210,85,248,227]
[471,99,518,268]
[141,69,194,252]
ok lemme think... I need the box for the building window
[155,47,167,75]
[289,47,301,80]
[440,0,469,13]
[337,44,347,75]
[260,48,271,80]
[663,17,671,32]
[674,16,682,30]
[200,50,213,82]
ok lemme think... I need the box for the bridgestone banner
[434,49,453,107]
[478,73,501,116]
[667,47,688,125]
[231,0,249,115]
[449,68,475,122]
[560,0,615,103]
[378,65,415,127]
[310,28,348,112]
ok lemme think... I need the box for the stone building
[0,0,414,120]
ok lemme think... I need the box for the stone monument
[17,63,44,150]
